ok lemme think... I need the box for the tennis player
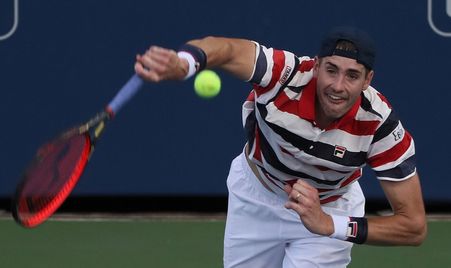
[135,27,427,267]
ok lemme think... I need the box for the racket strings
[14,133,91,227]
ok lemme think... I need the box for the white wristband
[329,214,349,241]
[177,51,196,80]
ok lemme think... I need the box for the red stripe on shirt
[315,169,361,194]
[315,165,331,171]
[263,172,284,189]
[259,58,314,118]
[367,131,413,168]
[377,92,392,108]
[246,90,255,101]
[273,89,378,136]
[297,79,317,121]
[335,119,380,136]
[273,91,299,115]
[299,59,315,72]
[340,169,362,188]
[280,146,295,157]
[254,50,285,95]
[313,165,350,174]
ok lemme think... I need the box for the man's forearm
[187,36,256,80]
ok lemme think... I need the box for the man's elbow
[408,216,428,246]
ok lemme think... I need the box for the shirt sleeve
[367,110,417,181]
[247,43,302,103]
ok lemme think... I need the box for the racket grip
[107,74,144,116]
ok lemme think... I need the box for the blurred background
[1,0,450,212]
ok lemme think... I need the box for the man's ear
[363,70,374,90]
[313,56,320,77]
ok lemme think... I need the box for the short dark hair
[335,39,358,53]
[329,39,371,75]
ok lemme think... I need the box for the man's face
[313,55,373,124]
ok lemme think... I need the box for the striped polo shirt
[242,43,416,203]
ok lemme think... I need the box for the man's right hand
[135,46,189,82]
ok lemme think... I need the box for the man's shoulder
[360,86,393,120]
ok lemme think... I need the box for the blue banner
[1,0,450,202]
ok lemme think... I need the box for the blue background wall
[1,0,450,202]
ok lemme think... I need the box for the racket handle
[107,74,144,116]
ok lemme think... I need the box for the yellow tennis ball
[194,70,221,98]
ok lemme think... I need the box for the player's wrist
[323,214,335,236]
[175,55,190,80]
[177,52,196,80]
[177,44,207,80]
[329,215,368,244]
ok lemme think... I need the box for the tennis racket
[12,74,144,228]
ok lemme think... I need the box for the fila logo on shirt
[334,145,347,158]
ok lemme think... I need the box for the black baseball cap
[318,27,376,70]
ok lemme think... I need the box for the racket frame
[12,111,110,228]
[12,74,144,228]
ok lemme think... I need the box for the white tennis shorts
[223,151,365,268]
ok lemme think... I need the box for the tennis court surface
[0,213,450,267]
